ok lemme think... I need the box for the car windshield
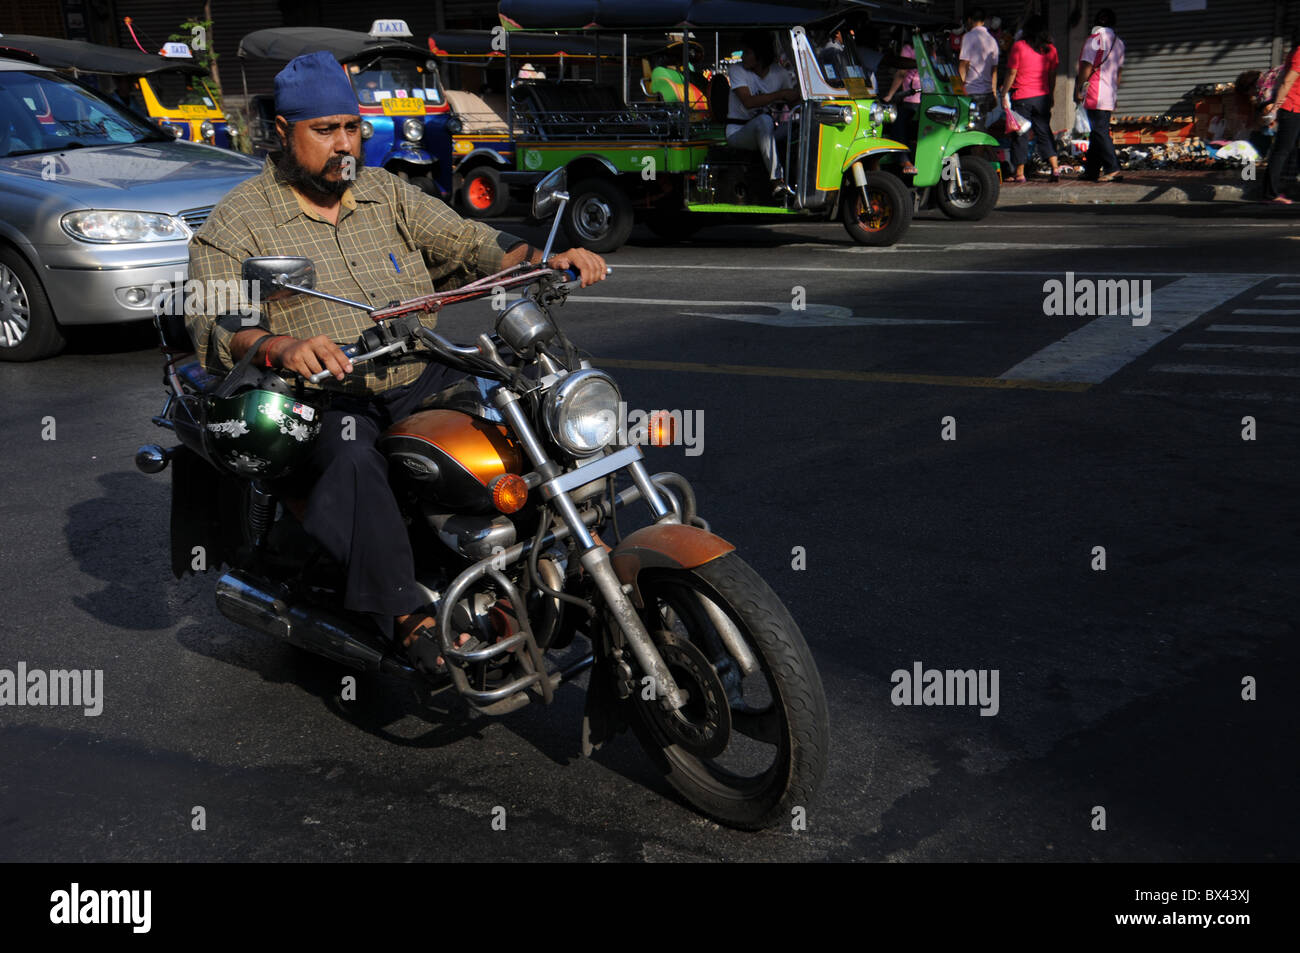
[0,69,167,157]
[349,57,444,106]
[147,71,220,110]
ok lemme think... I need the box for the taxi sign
[369,19,412,38]
[381,97,423,115]
[160,42,193,59]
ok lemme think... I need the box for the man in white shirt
[958,6,999,125]
[726,35,800,196]
[1074,8,1126,182]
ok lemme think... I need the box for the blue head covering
[274,50,358,121]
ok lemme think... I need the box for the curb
[996,180,1250,206]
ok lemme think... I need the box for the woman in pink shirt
[1005,15,1060,182]
[1262,37,1300,204]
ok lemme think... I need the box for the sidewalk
[995,169,1258,206]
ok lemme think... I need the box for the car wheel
[458,165,509,218]
[562,177,634,253]
[0,246,64,362]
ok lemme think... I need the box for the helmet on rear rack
[203,371,321,479]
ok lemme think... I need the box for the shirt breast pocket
[392,219,429,294]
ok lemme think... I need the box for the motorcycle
[137,169,829,830]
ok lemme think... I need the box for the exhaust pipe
[215,570,410,676]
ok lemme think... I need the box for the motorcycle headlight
[361,120,374,140]
[61,210,190,243]
[544,369,621,457]
[402,118,424,142]
[200,120,215,141]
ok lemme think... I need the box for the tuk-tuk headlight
[968,100,982,129]
[445,116,463,135]
[544,369,621,457]
[361,120,374,140]
[166,123,184,139]
[402,118,424,142]
[200,120,215,141]
[882,104,898,124]
[869,102,885,125]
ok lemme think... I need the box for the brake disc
[645,630,732,759]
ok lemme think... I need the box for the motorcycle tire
[562,178,634,254]
[458,165,509,219]
[0,245,65,362]
[935,154,999,221]
[621,553,829,830]
[840,170,913,246]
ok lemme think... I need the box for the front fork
[494,388,689,711]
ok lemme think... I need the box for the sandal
[1013,174,1028,183]
[398,614,483,675]
[1271,195,1294,205]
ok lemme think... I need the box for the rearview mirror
[241,257,316,301]
[532,168,569,220]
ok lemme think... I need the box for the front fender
[913,129,999,187]
[610,523,735,607]
[843,139,910,175]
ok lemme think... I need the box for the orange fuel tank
[379,409,524,512]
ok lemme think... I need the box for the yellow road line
[595,358,1093,392]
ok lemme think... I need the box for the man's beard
[276,132,364,200]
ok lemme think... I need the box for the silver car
[0,57,261,360]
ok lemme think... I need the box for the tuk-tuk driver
[726,34,800,197]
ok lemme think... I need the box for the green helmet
[203,377,321,480]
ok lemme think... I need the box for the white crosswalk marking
[1152,364,1300,378]
[1180,343,1300,354]
[1000,274,1268,384]
[1232,308,1300,315]
[1207,324,1300,333]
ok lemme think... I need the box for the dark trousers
[887,102,918,147]
[300,360,467,621]
[1265,108,1300,199]
[1009,94,1057,167]
[1084,107,1118,176]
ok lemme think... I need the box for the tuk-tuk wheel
[459,166,509,219]
[563,178,635,254]
[841,171,912,247]
[936,155,1000,221]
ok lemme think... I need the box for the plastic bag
[1072,108,1091,136]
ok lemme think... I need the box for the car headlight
[544,369,621,457]
[200,120,215,141]
[60,210,191,244]
[361,120,374,140]
[402,118,424,142]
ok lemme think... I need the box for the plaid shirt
[187,158,523,395]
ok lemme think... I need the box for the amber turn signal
[490,473,529,514]
[648,410,676,447]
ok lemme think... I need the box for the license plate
[178,104,208,116]
[382,97,423,116]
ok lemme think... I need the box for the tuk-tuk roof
[238,27,427,62]
[429,30,659,58]
[497,0,843,30]
[496,0,950,31]
[0,34,205,76]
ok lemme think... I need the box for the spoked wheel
[840,170,912,246]
[935,154,999,221]
[622,554,829,830]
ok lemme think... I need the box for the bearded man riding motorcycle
[186,51,607,674]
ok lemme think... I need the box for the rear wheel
[0,246,64,361]
[935,154,999,221]
[563,177,634,253]
[458,165,508,218]
[841,170,912,246]
[620,554,829,830]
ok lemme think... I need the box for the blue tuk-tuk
[237,20,459,197]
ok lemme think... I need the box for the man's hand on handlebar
[271,334,354,382]
[546,247,608,288]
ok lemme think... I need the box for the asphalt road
[1,202,1297,862]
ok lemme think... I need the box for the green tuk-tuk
[497,0,918,251]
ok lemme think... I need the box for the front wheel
[935,154,999,221]
[621,554,829,830]
[841,170,912,246]
[562,177,635,253]
[0,246,64,361]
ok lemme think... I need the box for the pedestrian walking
[1074,8,1125,182]
[1006,15,1060,183]
[959,7,1000,125]
[1262,37,1300,204]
